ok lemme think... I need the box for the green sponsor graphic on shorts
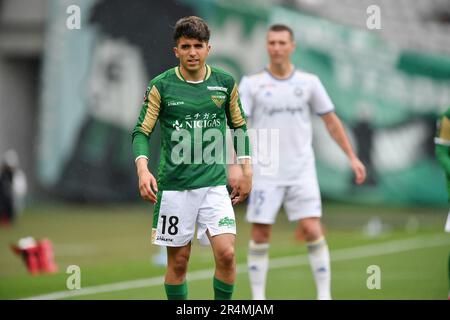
[218,217,235,227]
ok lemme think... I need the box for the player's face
[174,37,210,73]
[266,31,295,65]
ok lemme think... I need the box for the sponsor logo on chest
[207,86,228,93]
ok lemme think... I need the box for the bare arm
[321,112,366,185]
[229,158,252,205]
[227,163,242,190]
[135,158,158,203]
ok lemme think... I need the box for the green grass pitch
[0,202,448,300]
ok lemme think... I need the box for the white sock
[248,240,269,300]
[306,237,331,300]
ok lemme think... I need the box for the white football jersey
[239,68,334,185]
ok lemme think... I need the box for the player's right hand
[138,169,158,203]
[350,157,366,185]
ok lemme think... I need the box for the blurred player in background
[152,246,167,267]
[234,24,366,300]
[132,16,252,300]
[433,106,450,300]
[0,149,27,226]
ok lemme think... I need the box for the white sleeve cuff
[237,156,251,164]
[135,155,149,163]
[435,137,450,146]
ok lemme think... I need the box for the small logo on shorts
[218,217,235,227]
[156,235,173,243]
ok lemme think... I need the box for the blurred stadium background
[0,0,449,299]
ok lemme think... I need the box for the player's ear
[207,43,211,55]
[173,46,179,58]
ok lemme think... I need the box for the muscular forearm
[135,157,158,203]
[239,158,252,178]
[325,115,357,160]
[322,112,366,184]
[136,157,150,175]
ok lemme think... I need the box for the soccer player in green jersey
[132,16,252,300]
[434,106,450,300]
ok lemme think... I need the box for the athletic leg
[209,232,236,300]
[297,217,331,300]
[246,185,283,300]
[164,243,191,300]
[248,223,272,300]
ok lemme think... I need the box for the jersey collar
[265,66,296,81]
[175,65,211,83]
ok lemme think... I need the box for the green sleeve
[131,82,162,160]
[435,144,450,176]
[231,124,251,159]
[226,81,251,158]
[132,131,150,160]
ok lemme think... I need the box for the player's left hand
[350,157,366,185]
[230,166,252,205]
[227,164,242,190]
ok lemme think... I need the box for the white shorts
[246,181,322,225]
[151,185,236,247]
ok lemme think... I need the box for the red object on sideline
[37,239,58,273]
[10,243,40,275]
[11,238,58,275]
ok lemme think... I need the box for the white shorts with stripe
[152,185,236,247]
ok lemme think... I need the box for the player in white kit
[234,24,367,300]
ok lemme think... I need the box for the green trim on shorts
[153,191,163,229]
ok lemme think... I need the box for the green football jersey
[435,107,450,146]
[132,65,250,191]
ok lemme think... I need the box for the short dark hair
[268,24,294,40]
[173,16,210,44]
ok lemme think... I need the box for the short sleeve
[238,76,254,119]
[310,76,335,116]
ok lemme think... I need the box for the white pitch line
[22,234,449,300]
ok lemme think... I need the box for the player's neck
[268,63,294,79]
[179,64,206,82]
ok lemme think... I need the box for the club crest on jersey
[211,94,226,108]
[294,87,303,97]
